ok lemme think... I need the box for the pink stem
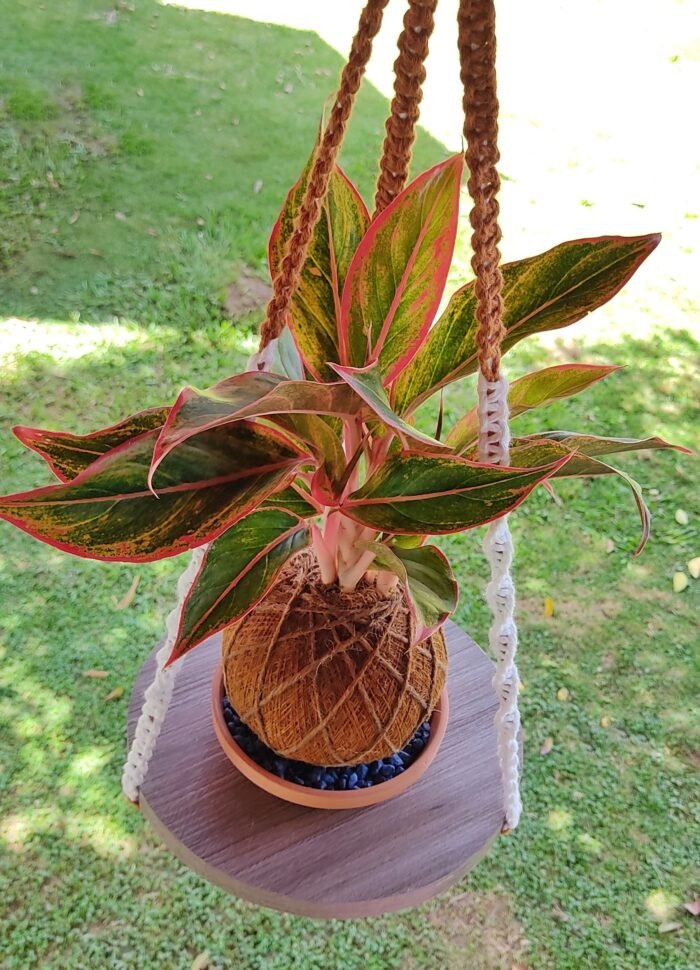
[339,548,376,591]
[310,522,337,584]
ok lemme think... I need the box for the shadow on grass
[1,4,699,958]
[0,319,698,969]
[0,0,446,327]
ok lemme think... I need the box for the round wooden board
[127,621,505,919]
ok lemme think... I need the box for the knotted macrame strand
[459,0,521,831]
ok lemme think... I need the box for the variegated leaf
[14,407,169,481]
[269,150,369,381]
[447,364,620,452]
[0,423,305,562]
[394,234,660,414]
[342,443,570,534]
[169,508,309,662]
[330,362,449,450]
[339,155,462,382]
[150,372,359,485]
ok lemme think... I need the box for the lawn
[0,2,698,969]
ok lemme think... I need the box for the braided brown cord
[458,0,504,382]
[259,0,390,354]
[373,0,438,215]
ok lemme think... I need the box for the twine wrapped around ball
[222,550,447,766]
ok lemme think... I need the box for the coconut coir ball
[222,550,447,767]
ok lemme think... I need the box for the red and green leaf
[339,155,462,381]
[388,543,458,639]
[354,539,457,637]
[447,364,621,452]
[150,372,360,485]
[508,433,689,555]
[14,407,169,482]
[269,148,369,381]
[521,430,691,461]
[393,234,661,414]
[169,508,309,663]
[0,423,305,562]
[329,362,449,450]
[259,484,320,518]
[342,442,570,534]
[272,412,347,487]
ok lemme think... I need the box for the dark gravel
[222,696,431,791]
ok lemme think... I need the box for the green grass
[0,2,698,969]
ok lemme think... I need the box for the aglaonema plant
[0,153,688,665]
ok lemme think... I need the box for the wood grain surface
[127,621,505,919]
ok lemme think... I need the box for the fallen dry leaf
[556,687,570,702]
[89,248,103,257]
[196,217,205,227]
[146,227,159,237]
[600,715,612,729]
[115,211,127,221]
[68,210,80,225]
[82,669,110,679]
[673,571,689,593]
[684,899,700,917]
[113,575,140,610]
[136,88,144,97]
[105,687,124,702]
[658,921,682,934]
[688,557,700,580]
[539,737,554,756]
[605,538,615,553]
[544,596,555,618]
[675,508,689,526]
[191,953,210,970]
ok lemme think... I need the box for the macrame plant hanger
[124,0,521,913]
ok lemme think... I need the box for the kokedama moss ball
[222,550,447,767]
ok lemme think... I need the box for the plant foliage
[0,149,687,660]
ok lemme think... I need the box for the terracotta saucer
[211,662,449,810]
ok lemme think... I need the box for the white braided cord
[477,371,522,830]
[122,345,276,802]
[121,545,207,802]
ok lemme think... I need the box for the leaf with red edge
[0,422,305,562]
[339,155,462,381]
[522,430,692,460]
[390,543,458,640]
[259,484,319,518]
[272,413,346,487]
[149,371,359,486]
[447,364,621,452]
[14,407,169,481]
[342,442,571,534]
[169,508,309,663]
[507,435,678,556]
[269,148,369,381]
[329,361,449,450]
[394,233,661,414]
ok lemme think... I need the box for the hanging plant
[0,148,687,771]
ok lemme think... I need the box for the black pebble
[222,695,431,793]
